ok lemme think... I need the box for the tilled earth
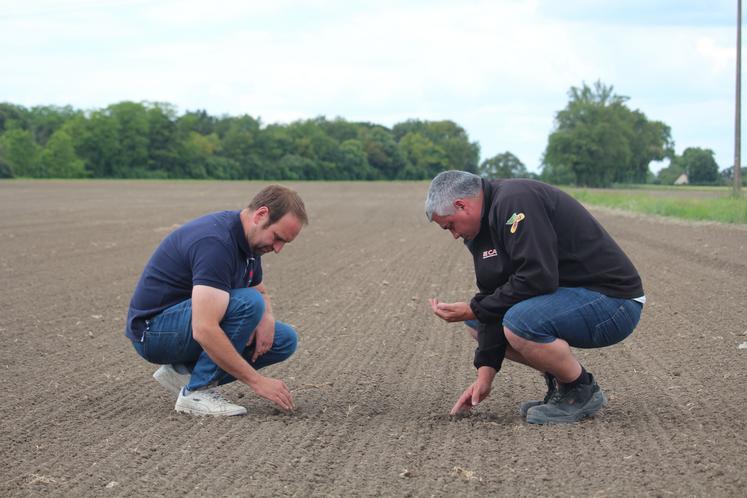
[1,180,745,496]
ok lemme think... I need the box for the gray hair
[425,170,482,221]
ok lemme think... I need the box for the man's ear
[251,206,270,224]
[453,199,466,211]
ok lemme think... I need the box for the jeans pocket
[593,300,641,347]
[142,328,191,363]
[142,314,194,363]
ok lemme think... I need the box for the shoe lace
[542,373,557,403]
[546,389,565,404]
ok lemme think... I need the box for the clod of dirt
[451,466,481,481]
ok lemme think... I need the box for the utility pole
[735,0,743,196]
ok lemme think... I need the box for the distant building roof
[674,172,689,185]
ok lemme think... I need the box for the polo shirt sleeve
[188,236,234,293]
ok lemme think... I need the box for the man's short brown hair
[248,185,308,226]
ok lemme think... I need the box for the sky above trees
[0,0,739,173]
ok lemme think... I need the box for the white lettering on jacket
[482,249,498,259]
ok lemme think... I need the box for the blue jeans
[131,287,297,391]
[467,287,642,348]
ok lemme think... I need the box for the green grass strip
[566,189,747,224]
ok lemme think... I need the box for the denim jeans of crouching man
[132,287,297,391]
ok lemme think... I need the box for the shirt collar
[232,211,254,258]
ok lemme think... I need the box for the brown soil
[1,180,745,496]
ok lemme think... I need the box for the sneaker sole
[175,404,247,417]
[525,391,608,425]
[519,399,543,418]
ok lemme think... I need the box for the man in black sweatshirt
[426,170,644,424]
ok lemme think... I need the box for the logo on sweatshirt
[482,249,498,259]
[505,212,525,234]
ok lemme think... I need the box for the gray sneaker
[175,387,247,416]
[525,373,608,424]
[519,372,556,417]
[153,364,191,395]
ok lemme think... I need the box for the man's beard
[250,219,273,254]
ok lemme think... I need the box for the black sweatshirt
[467,179,644,371]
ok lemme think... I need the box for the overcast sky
[0,0,741,173]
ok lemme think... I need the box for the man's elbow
[525,273,558,295]
[536,275,559,295]
[191,323,213,345]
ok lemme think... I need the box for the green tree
[721,165,747,186]
[393,119,479,172]
[656,161,685,185]
[177,109,217,136]
[0,128,39,177]
[543,81,672,187]
[0,103,29,133]
[397,131,449,179]
[0,155,12,178]
[39,128,86,178]
[107,102,149,177]
[73,110,120,177]
[221,114,265,178]
[318,117,360,143]
[479,151,528,178]
[360,126,406,179]
[627,113,673,183]
[276,154,319,180]
[677,147,719,184]
[146,103,180,176]
[179,131,224,179]
[27,105,79,145]
[338,139,379,179]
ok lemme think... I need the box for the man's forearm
[194,324,261,386]
[477,366,497,384]
[256,285,273,316]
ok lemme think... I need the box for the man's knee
[274,322,298,359]
[504,325,547,355]
[226,288,265,320]
[504,326,527,350]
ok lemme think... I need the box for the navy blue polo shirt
[125,210,263,342]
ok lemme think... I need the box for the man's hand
[429,298,476,323]
[248,374,295,412]
[450,367,497,415]
[250,312,276,362]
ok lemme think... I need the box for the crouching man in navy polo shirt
[125,185,307,416]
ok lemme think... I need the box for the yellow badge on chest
[505,212,525,234]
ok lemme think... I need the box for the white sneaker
[153,364,191,395]
[175,388,247,416]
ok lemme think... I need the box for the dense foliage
[0,83,731,186]
[542,81,673,187]
[478,151,532,179]
[0,102,479,180]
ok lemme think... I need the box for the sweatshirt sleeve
[470,189,560,369]
[472,316,508,370]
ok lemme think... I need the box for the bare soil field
[1,180,746,497]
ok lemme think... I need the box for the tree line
[0,102,481,181]
[541,81,739,187]
[0,81,739,186]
